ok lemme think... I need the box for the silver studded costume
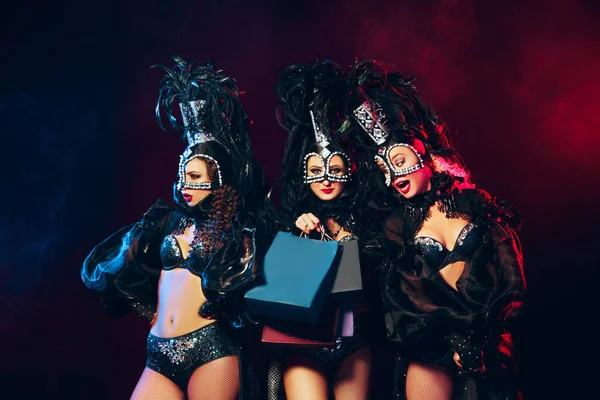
[381,189,525,400]
[265,60,389,400]
[81,57,268,400]
[346,59,526,400]
[146,322,238,391]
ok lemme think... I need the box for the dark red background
[1,0,598,398]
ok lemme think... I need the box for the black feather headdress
[152,56,267,220]
[267,60,359,228]
[345,59,472,205]
[345,58,456,158]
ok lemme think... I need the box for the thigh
[267,351,285,400]
[333,345,372,400]
[405,361,454,400]
[130,367,185,400]
[187,355,240,400]
[283,354,329,400]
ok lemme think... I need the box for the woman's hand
[325,218,352,241]
[295,213,321,235]
[453,352,463,369]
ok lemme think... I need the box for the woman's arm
[81,200,174,320]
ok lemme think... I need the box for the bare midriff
[149,268,214,338]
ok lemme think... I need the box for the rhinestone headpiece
[352,100,389,145]
[177,99,223,190]
[179,100,216,146]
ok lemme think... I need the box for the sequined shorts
[282,313,370,370]
[146,322,238,390]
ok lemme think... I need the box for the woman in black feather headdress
[81,57,268,400]
[263,60,388,400]
[345,59,526,400]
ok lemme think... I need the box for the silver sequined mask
[303,111,351,184]
[177,150,223,190]
[303,151,351,184]
[375,143,425,186]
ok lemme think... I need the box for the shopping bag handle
[299,224,334,241]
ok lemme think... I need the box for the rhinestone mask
[375,143,425,186]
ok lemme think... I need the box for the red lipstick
[396,180,411,195]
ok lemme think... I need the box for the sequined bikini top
[159,216,211,277]
[159,235,196,275]
[413,223,482,271]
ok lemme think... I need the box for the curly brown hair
[196,160,240,255]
